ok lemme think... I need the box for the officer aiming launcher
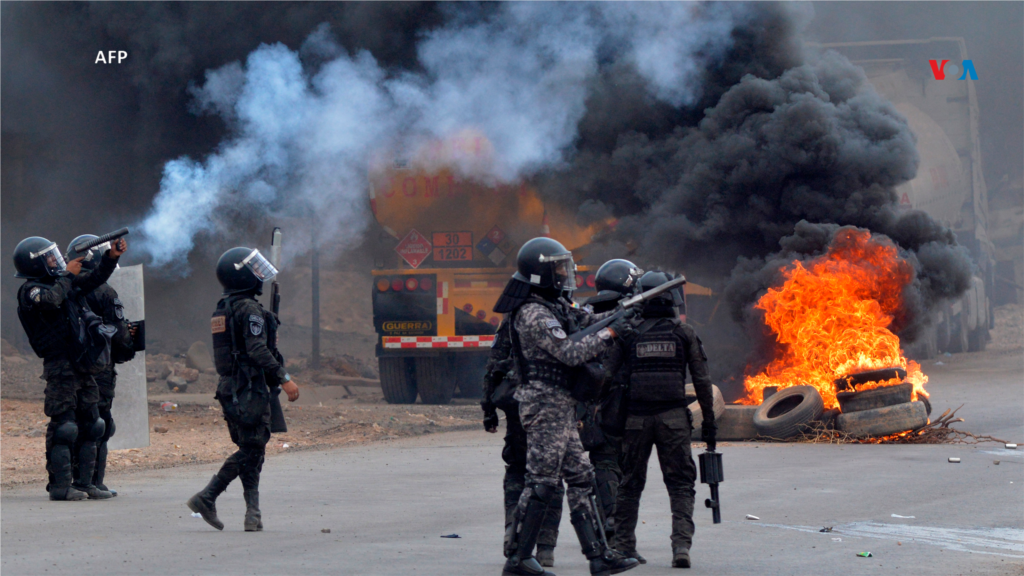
[72,227,130,255]
[568,275,686,342]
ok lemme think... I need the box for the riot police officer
[609,271,716,569]
[14,235,125,501]
[577,259,644,558]
[497,238,639,576]
[187,247,299,531]
[65,234,138,497]
[483,319,566,568]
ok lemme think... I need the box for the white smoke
[136,3,746,272]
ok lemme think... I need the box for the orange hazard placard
[432,231,473,248]
[433,246,472,262]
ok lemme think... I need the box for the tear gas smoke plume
[136,3,749,273]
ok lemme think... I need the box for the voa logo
[928,59,978,80]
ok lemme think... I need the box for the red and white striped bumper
[383,336,495,349]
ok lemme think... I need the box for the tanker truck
[817,37,995,355]
[367,134,611,404]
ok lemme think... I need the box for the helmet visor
[236,249,278,281]
[32,243,67,276]
[543,254,577,291]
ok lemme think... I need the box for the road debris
[321,529,331,533]
[832,538,842,542]
[745,515,760,520]
[440,534,460,538]
[820,526,833,533]
[857,552,873,558]
[153,426,169,433]
[994,460,1000,465]
[1006,444,1018,449]
[948,457,961,463]
[891,514,915,519]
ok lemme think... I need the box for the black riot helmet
[65,234,109,271]
[638,270,685,307]
[595,259,643,296]
[513,237,577,291]
[13,236,67,279]
[216,247,278,295]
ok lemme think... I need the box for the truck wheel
[967,325,988,352]
[835,401,928,439]
[380,357,417,404]
[416,356,456,404]
[947,313,968,353]
[752,385,824,439]
[836,382,912,413]
[453,355,487,399]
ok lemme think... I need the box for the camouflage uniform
[483,319,565,550]
[511,297,613,514]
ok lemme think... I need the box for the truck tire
[835,401,928,439]
[967,325,988,352]
[453,355,487,399]
[753,385,824,439]
[380,357,417,404]
[688,384,725,433]
[416,356,456,404]
[947,313,968,353]
[836,382,912,414]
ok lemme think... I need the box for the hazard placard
[395,229,432,269]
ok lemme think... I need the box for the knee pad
[528,482,558,505]
[87,417,106,441]
[53,421,79,446]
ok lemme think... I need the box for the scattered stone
[148,363,171,382]
[25,429,43,438]
[154,426,169,433]
[321,528,331,534]
[178,368,200,383]
[186,341,215,372]
[167,375,188,391]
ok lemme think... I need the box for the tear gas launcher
[268,228,287,433]
[72,227,130,253]
[699,450,723,524]
[568,275,686,342]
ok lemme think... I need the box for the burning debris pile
[739,226,928,409]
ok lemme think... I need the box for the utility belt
[525,362,573,389]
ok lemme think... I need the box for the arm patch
[211,316,226,334]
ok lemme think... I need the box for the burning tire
[836,382,912,413]
[752,385,824,439]
[836,367,907,391]
[835,401,928,439]
[687,384,725,433]
[416,356,456,404]
[380,357,417,404]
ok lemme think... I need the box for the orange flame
[740,227,929,410]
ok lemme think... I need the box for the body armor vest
[211,296,280,377]
[17,281,71,360]
[628,318,688,403]
[517,297,577,389]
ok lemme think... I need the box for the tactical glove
[608,313,639,342]
[483,406,500,433]
[701,419,717,452]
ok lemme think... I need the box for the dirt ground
[0,394,481,489]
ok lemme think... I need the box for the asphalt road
[2,350,1022,576]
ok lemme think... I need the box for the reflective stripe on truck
[383,335,495,349]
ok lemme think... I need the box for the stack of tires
[834,376,930,438]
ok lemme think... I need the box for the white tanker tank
[818,37,994,355]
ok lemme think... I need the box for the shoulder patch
[29,287,42,302]
[544,319,562,329]
[550,327,567,340]
[113,297,125,319]
[249,313,264,325]
[211,316,226,334]
[249,317,264,336]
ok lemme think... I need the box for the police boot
[536,545,555,568]
[47,445,87,502]
[672,547,690,568]
[243,490,262,532]
[502,484,556,576]
[94,441,117,497]
[74,441,112,500]
[186,473,231,530]
[570,508,639,576]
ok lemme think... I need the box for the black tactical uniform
[14,236,120,501]
[483,318,566,567]
[577,259,643,551]
[188,247,287,532]
[496,238,639,576]
[609,272,715,569]
[66,234,136,497]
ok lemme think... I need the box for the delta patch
[636,341,676,358]
[249,314,264,336]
